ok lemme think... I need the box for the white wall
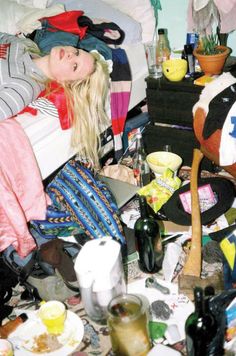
[157,0,236,55]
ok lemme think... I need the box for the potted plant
[193,34,231,76]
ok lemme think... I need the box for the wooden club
[178,148,224,300]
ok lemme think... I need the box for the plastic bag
[138,168,182,213]
[99,164,136,185]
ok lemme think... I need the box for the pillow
[102,0,156,43]
[0,0,64,35]
[0,0,35,34]
[16,4,65,34]
[12,0,48,9]
[47,0,142,45]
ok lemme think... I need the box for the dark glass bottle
[184,44,195,75]
[132,132,150,187]
[134,195,163,273]
[185,287,217,356]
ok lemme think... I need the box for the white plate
[9,310,84,356]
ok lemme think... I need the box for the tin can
[107,294,151,356]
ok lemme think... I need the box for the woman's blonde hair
[61,52,110,170]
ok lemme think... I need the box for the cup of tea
[38,300,67,335]
[107,294,151,356]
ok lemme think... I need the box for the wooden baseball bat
[182,148,204,277]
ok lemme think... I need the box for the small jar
[107,294,151,356]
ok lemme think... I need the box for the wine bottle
[185,287,217,356]
[132,132,150,187]
[134,195,163,273]
[0,313,28,338]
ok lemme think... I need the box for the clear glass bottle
[156,28,171,66]
[134,195,163,273]
[185,287,217,356]
[132,132,150,187]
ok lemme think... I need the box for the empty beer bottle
[132,132,150,187]
[134,195,163,273]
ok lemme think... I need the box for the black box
[146,76,202,127]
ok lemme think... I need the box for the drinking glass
[144,42,162,79]
[38,300,67,335]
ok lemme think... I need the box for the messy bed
[1,0,155,179]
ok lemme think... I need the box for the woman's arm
[0,32,45,120]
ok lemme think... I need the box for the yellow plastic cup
[38,301,67,335]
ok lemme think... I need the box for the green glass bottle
[134,195,163,273]
[185,287,217,356]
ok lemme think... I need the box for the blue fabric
[34,20,79,55]
[31,159,126,245]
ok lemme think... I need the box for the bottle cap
[204,285,215,297]
[19,313,28,322]
[184,44,193,54]
[158,28,165,35]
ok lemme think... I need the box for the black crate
[146,76,202,127]
[143,124,213,170]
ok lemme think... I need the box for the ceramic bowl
[147,151,183,176]
[162,58,187,82]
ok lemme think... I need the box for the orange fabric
[194,107,236,178]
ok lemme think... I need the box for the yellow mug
[38,301,67,335]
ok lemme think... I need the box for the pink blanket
[0,119,49,257]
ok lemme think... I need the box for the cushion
[12,0,48,9]
[0,0,35,34]
[47,0,142,45]
[102,0,155,43]
[0,0,64,35]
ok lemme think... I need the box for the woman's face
[48,46,95,82]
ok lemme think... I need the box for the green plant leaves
[201,34,221,55]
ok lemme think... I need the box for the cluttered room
[0,0,236,355]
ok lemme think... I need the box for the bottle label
[186,335,194,356]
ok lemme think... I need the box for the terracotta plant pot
[193,45,230,75]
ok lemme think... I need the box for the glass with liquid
[107,294,151,356]
[144,43,162,79]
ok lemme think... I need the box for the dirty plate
[9,310,84,356]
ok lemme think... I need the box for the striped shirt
[0,33,46,121]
